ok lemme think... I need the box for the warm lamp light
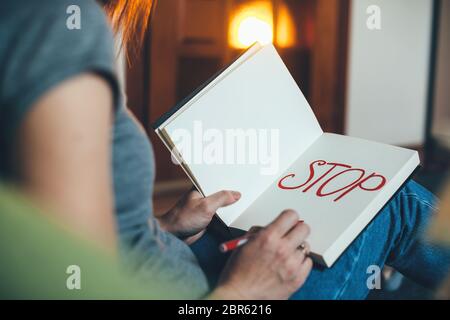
[276,4,296,48]
[229,1,296,49]
[237,17,273,47]
[229,2,274,49]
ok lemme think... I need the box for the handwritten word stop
[278,160,387,202]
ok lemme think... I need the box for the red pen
[219,235,249,253]
[220,220,304,253]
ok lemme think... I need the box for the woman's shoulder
[0,0,119,145]
[0,0,117,95]
[1,0,114,60]
[1,0,107,22]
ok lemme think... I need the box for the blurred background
[116,0,450,218]
[116,0,450,298]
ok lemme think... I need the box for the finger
[266,209,299,237]
[291,246,308,264]
[299,241,311,256]
[281,250,307,281]
[245,226,263,241]
[247,226,263,235]
[283,222,310,251]
[188,189,203,200]
[294,257,313,287]
[202,190,241,212]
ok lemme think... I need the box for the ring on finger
[298,242,309,255]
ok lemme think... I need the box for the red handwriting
[277,160,387,202]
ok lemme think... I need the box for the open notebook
[153,43,419,267]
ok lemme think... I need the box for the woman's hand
[211,210,313,300]
[158,189,241,241]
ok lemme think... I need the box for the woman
[0,0,448,299]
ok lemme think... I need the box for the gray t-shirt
[0,0,209,298]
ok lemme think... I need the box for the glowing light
[229,2,274,49]
[237,17,273,47]
[276,4,296,48]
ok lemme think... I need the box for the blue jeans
[190,180,450,299]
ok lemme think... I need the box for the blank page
[164,44,323,225]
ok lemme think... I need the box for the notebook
[153,43,419,267]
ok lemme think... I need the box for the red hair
[101,0,156,55]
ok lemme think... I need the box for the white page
[164,44,323,225]
[231,133,418,265]
[158,43,263,128]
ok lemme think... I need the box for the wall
[345,0,433,146]
[432,0,450,147]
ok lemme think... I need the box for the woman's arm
[17,73,116,251]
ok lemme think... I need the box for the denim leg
[190,230,233,288]
[293,180,449,299]
[191,180,450,299]
[383,180,450,287]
